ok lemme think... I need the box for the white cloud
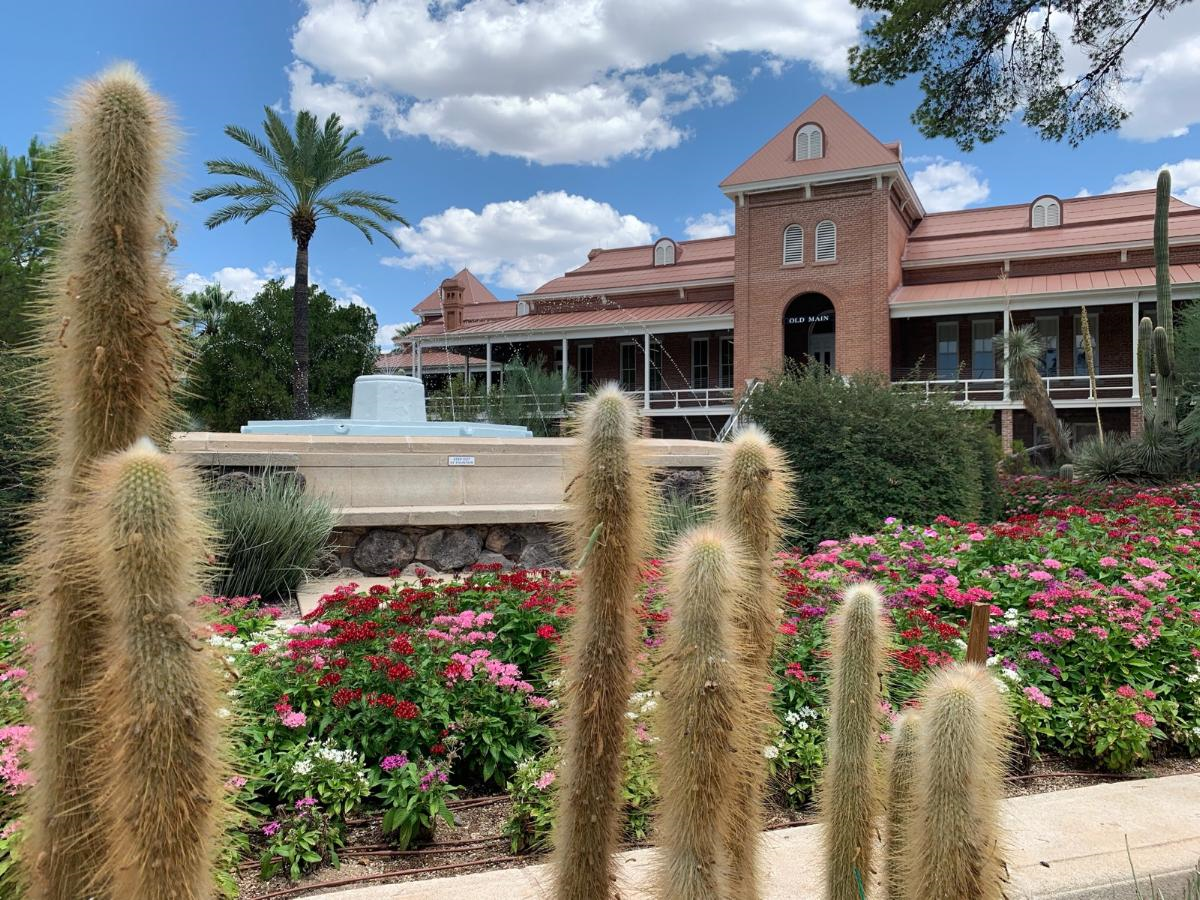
[178,264,292,301]
[381,190,656,292]
[910,158,990,212]
[1103,159,1200,205]
[288,0,861,164]
[683,210,734,239]
[375,322,415,351]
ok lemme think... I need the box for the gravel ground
[233,753,1200,898]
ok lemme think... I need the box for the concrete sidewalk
[310,773,1200,899]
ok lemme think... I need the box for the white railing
[426,386,735,421]
[892,373,1148,405]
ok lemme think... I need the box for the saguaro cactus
[712,425,794,899]
[821,582,890,900]
[552,386,653,900]
[908,664,1010,900]
[883,710,922,900]
[87,441,223,898]
[26,64,184,899]
[655,526,750,900]
[1139,169,1177,428]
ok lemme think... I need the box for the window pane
[1036,317,1059,377]
[649,343,663,391]
[578,345,593,389]
[936,321,959,379]
[719,338,734,388]
[620,344,636,389]
[692,339,709,389]
[1074,314,1098,376]
[971,320,995,379]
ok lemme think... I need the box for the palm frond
[202,201,276,229]
[224,123,285,179]
[324,209,395,245]
[192,181,287,205]
[202,158,281,189]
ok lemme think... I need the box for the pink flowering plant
[0,610,30,895]
[371,753,457,849]
[258,796,343,882]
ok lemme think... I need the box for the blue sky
[4,0,1199,348]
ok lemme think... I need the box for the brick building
[392,96,1200,442]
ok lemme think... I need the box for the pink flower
[1133,711,1155,728]
[1116,685,1137,699]
[1142,689,1157,700]
[381,754,409,772]
[1099,557,1119,568]
[533,771,556,791]
[1024,686,1052,708]
[224,776,247,791]
[280,710,307,729]
[262,820,281,837]
[1029,571,1053,582]
[1042,558,1063,570]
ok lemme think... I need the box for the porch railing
[426,386,736,421]
[891,372,1149,405]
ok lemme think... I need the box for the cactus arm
[1154,324,1177,427]
[1155,169,1173,343]
[1139,316,1156,424]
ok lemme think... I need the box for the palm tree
[184,282,233,337]
[193,108,406,417]
[1000,322,1072,460]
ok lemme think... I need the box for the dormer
[1031,195,1062,228]
[653,238,677,266]
[794,123,824,161]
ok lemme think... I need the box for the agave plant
[1072,434,1138,482]
[998,323,1071,461]
[1126,422,1185,482]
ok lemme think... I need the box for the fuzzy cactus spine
[883,710,922,900]
[821,581,890,900]
[552,385,653,900]
[712,425,795,900]
[655,526,751,900]
[25,63,181,900]
[86,440,224,898]
[907,664,1010,900]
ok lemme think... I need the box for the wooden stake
[966,602,991,665]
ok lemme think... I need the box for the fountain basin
[240,374,533,438]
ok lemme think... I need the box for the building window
[1074,312,1099,376]
[619,342,637,390]
[936,321,959,380]
[794,123,824,160]
[971,320,995,379]
[649,341,663,391]
[577,344,593,389]
[1031,196,1062,228]
[815,220,836,262]
[653,238,676,266]
[692,338,710,389]
[783,224,803,265]
[719,337,734,388]
[1036,316,1060,377]
[553,343,564,377]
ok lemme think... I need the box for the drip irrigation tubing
[255,855,521,899]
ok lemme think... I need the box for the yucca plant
[1073,434,1138,482]
[998,322,1071,461]
[208,472,335,600]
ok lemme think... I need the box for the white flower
[1004,607,1019,621]
[796,721,809,731]
[625,711,638,720]
[784,711,801,726]
[1001,668,1021,682]
[762,745,780,760]
[953,638,967,650]
[216,707,231,719]
[640,699,657,714]
[293,759,313,776]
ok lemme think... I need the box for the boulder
[353,529,416,575]
[416,527,484,572]
[214,470,258,494]
[400,562,439,580]
[484,525,526,560]
[473,551,514,571]
[519,541,565,571]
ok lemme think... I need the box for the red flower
[388,568,402,578]
[536,624,558,641]
[332,688,362,707]
[784,662,813,681]
[390,635,414,656]
[318,672,342,688]
[369,584,389,596]
[430,743,445,755]
[394,700,420,720]
[387,662,414,682]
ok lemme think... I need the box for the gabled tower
[721,95,924,385]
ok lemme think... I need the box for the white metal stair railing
[891,372,1148,404]
[717,379,761,442]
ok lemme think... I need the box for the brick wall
[734,176,904,384]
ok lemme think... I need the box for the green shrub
[650,491,710,556]
[1000,438,1037,476]
[0,351,46,596]
[208,472,336,600]
[746,364,1000,543]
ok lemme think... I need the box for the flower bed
[1,480,1198,889]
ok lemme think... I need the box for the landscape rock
[353,529,416,575]
[400,562,439,580]
[519,541,565,570]
[310,547,343,577]
[484,525,526,559]
[473,551,515,571]
[214,471,258,493]
[416,527,484,572]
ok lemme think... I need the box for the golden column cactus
[711,425,794,900]
[552,386,653,899]
[821,582,890,900]
[654,526,751,899]
[883,709,922,900]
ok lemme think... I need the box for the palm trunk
[292,237,311,418]
[1020,357,1071,460]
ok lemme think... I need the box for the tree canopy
[848,0,1191,148]
[184,279,378,432]
[0,138,63,346]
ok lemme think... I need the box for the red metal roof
[904,192,1200,263]
[530,236,734,296]
[412,268,503,314]
[720,95,901,190]
[413,299,733,339]
[891,263,1200,306]
[375,349,486,370]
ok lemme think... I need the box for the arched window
[795,123,824,161]
[815,220,836,261]
[1031,196,1062,228]
[653,238,676,266]
[783,224,804,264]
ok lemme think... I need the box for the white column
[643,332,651,410]
[1131,299,1141,400]
[1002,308,1011,403]
[414,341,422,380]
[485,340,493,395]
[561,336,568,390]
